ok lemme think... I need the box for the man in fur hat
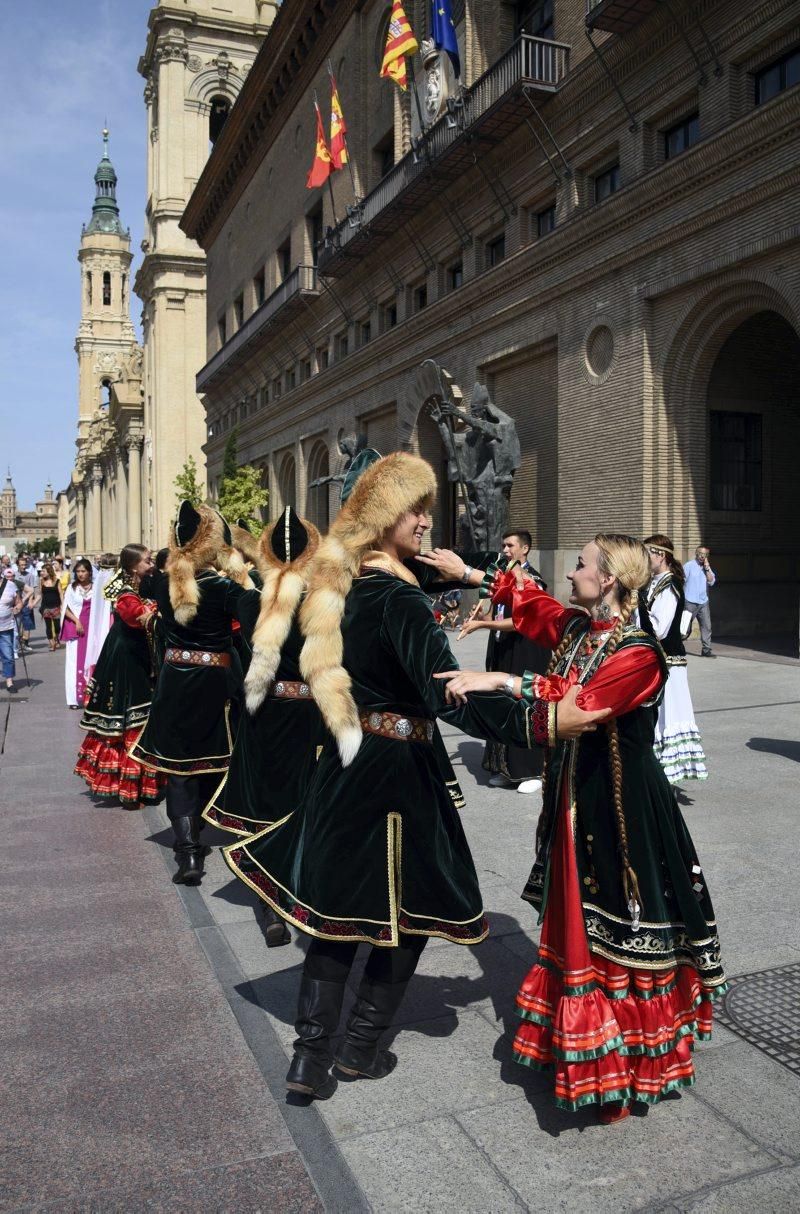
[204,507,326,946]
[130,502,257,884]
[224,453,609,1100]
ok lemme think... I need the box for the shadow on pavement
[746,736,800,763]
[453,738,493,784]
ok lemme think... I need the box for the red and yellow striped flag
[306,98,332,189]
[380,0,419,91]
[329,75,348,169]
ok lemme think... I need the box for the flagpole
[313,88,339,227]
[327,59,359,202]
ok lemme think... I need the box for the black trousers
[303,934,427,986]
[165,772,218,824]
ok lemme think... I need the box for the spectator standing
[683,546,716,658]
[38,563,63,651]
[459,529,549,795]
[1,570,22,693]
[14,554,37,652]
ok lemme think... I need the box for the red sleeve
[114,593,151,628]
[575,646,663,716]
[508,579,583,649]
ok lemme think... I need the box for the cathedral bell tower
[135,2,275,547]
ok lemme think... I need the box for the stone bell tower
[135,1,276,547]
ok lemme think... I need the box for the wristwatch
[461,564,474,585]
[502,675,515,696]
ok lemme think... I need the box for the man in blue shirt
[683,545,716,657]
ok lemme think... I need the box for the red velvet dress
[75,592,165,808]
[497,574,727,1111]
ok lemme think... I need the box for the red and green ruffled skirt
[75,727,165,808]
[513,791,726,1111]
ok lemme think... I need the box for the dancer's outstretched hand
[556,685,611,738]
[435,669,509,706]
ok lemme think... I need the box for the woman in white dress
[640,535,707,783]
[61,559,94,709]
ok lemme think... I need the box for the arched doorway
[276,451,297,511]
[704,310,800,645]
[306,441,330,530]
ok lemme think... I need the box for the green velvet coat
[131,572,256,775]
[225,568,534,946]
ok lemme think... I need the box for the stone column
[88,465,103,554]
[76,487,86,554]
[126,435,143,543]
[116,446,129,546]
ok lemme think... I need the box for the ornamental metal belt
[269,680,312,699]
[360,710,434,744]
[165,647,232,668]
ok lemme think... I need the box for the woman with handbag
[38,563,63,651]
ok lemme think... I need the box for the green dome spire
[85,128,126,237]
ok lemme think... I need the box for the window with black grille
[593,163,619,204]
[663,112,699,159]
[710,411,762,511]
[755,47,800,105]
[537,204,556,238]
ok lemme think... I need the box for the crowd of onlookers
[0,551,94,695]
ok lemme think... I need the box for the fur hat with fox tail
[244,508,321,714]
[167,501,251,626]
[299,452,437,767]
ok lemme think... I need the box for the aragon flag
[306,98,332,189]
[329,75,348,169]
[380,0,419,91]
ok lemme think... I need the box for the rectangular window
[710,411,762,511]
[593,162,620,204]
[102,271,112,307]
[663,112,699,159]
[317,346,329,371]
[413,284,428,312]
[380,299,398,331]
[373,129,394,182]
[253,269,266,307]
[233,294,244,330]
[336,332,349,360]
[536,205,556,238]
[448,261,464,291]
[272,377,282,400]
[516,0,554,39]
[308,206,323,267]
[486,233,506,268]
[755,47,800,105]
[360,319,372,346]
[286,367,296,390]
[302,359,312,382]
[218,314,227,347]
[278,239,291,281]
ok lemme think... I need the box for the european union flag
[431,0,460,78]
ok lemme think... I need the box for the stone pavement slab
[4,631,800,1211]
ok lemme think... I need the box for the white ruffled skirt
[654,664,708,783]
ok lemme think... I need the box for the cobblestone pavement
[3,630,799,1211]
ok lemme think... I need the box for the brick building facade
[182,0,800,641]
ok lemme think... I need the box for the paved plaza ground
[2,628,799,1212]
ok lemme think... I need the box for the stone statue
[308,432,368,497]
[421,38,449,123]
[417,360,521,550]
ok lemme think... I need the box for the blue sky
[0,0,152,509]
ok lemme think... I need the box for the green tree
[39,537,60,557]
[173,454,205,509]
[217,463,268,536]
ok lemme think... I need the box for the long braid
[537,623,583,847]
[603,587,642,915]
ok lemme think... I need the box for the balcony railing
[586,0,661,34]
[318,34,570,277]
[196,264,319,392]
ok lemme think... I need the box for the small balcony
[317,33,570,278]
[196,264,320,393]
[585,0,661,34]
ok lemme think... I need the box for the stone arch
[652,274,800,553]
[186,66,245,106]
[276,450,297,511]
[655,274,800,641]
[305,439,330,531]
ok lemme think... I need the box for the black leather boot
[258,901,291,948]
[285,976,346,1100]
[172,815,204,885]
[334,977,410,1079]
